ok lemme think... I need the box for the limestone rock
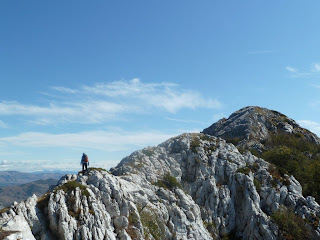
[0,131,320,239]
[202,106,320,151]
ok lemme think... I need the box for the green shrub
[268,164,282,180]
[271,179,277,188]
[261,133,320,202]
[203,220,216,237]
[88,167,108,172]
[253,179,261,193]
[271,207,312,240]
[126,212,141,239]
[55,180,90,197]
[190,138,200,153]
[139,207,166,240]
[153,173,181,190]
[248,148,262,157]
[37,193,50,210]
[200,134,214,142]
[225,137,241,145]
[79,167,108,175]
[142,149,154,157]
[251,162,259,172]
[221,229,240,240]
[236,167,250,175]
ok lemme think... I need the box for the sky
[1,1,320,172]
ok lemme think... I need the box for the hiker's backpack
[83,154,88,162]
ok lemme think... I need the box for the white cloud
[297,120,320,137]
[0,100,132,124]
[0,160,7,165]
[0,101,77,116]
[286,66,297,72]
[82,79,178,97]
[82,79,220,113]
[0,130,177,151]
[286,63,320,77]
[51,86,78,94]
[0,79,221,125]
[312,63,320,72]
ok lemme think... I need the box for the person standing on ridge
[80,153,89,173]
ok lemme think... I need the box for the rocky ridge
[202,106,320,152]
[1,132,320,239]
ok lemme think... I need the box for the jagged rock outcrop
[202,106,320,151]
[1,132,320,239]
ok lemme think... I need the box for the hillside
[0,171,66,188]
[0,178,58,209]
[1,130,320,239]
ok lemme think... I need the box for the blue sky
[1,1,320,172]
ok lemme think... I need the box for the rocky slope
[1,132,320,239]
[202,106,320,152]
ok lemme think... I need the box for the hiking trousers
[82,162,88,172]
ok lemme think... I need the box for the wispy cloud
[286,66,297,73]
[312,63,320,72]
[0,79,221,125]
[51,86,78,94]
[0,101,128,124]
[0,160,8,165]
[297,120,320,137]
[286,62,320,78]
[0,130,177,151]
[81,79,221,112]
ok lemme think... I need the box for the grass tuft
[153,173,181,190]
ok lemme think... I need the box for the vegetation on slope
[250,133,320,202]
[153,173,181,190]
[271,207,313,240]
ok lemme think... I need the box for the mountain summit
[1,107,320,239]
[202,106,320,151]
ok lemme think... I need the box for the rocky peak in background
[202,106,320,152]
[203,106,320,205]
[1,132,320,239]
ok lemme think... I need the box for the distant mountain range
[0,171,66,188]
[0,178,58,209]
[0,171,65,208]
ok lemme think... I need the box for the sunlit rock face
[202,106,320,152]
[1,108,320,239]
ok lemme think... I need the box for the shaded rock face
[202,106,320,151]
[1,133,320,239]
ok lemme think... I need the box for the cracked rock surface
[1,133,320,239]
